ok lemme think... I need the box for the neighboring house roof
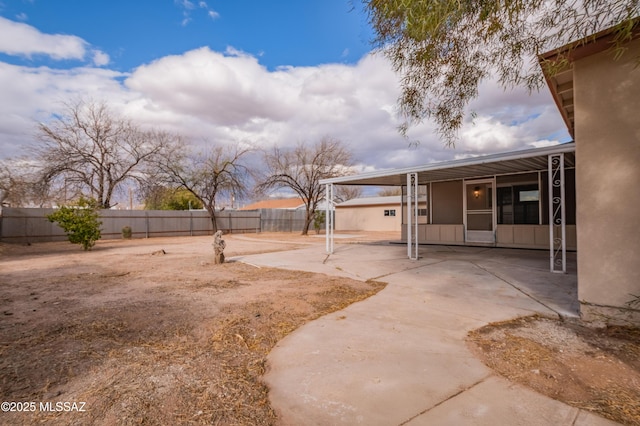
[336,196,401,208]
[539,18,640,138]
[239,198,305,210]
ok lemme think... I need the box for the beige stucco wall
[496,225,577,251]
[424,224,465,245]
[335,204,401,231]
[401,224,465,244]
[401,224,575,250]
[574,37,640,325]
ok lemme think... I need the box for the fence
[258,208,307,232]
[0,207,311,244]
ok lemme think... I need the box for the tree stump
[213,230,226,264]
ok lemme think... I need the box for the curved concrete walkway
[237,243,617,426]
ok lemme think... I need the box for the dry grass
[468,316,640,425]
[0,254,386,425]
[574,386,640,425]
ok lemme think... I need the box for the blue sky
[0,0,570,189]
[1,0,373,70]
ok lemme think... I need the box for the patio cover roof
[321,142,576,187]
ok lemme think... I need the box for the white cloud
[460,115,519,152]
[0,40,570,180]
[0,16,111,68]
[198,1,219,19]
[176,0,195,10]
[92,50,110,66]
[0,62,130,157]
[177,0,219,24]
[0,16,87,60]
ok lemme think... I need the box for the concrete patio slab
[404,376,618,426]
[238,241,612,425]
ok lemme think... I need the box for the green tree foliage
[364,0,639,144]
[313,210,326,234]
[144,186,204,210]
[47,197,102,250]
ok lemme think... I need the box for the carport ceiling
[322,143,575,186]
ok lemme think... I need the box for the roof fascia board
[539,18,640,137]
[321,143,575,185]
[336,202,400,208]
[539,18,640,63]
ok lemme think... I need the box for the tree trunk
[208,208,218,233]
[301,209,313,236]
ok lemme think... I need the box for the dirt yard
[1,233,639,425]
[468,316,640,425]
[0,234,385,425]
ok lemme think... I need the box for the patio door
[464,179,495,243]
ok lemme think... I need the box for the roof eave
[321,142,575,185]
[538,18,640,138]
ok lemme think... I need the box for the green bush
[47,197,102,250]
[313,210,326,234]
[144,187,203,210]
[122,225,132,239]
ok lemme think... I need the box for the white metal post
[548,153,566,273]
[413,174,418,260]
[428,182,433,225]
[325,183,334,254]
[407,174,412,258]
[407,173,418,260]
[491,177,497,242]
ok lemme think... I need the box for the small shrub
[313,210,326,234]
[122,226,132,239]
[47,197,102,251]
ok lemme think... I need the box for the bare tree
[154,143,251,232]
[258,137,354,235]
[335,185,363,203]
[377,187,402,197]
[35,99,177,208]
[0,159,52,207]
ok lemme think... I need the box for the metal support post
[407,173,419,260]
[548,153,566,273]
[325,183,334,254]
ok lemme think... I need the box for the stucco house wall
[335,197,401,232]
[573,36,640,324]
[398,172,577,250]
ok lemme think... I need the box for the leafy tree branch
[364,0,639,144]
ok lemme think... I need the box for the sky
[0,0,572,194]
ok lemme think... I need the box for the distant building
[335,196,401,232]
[239,198,305,210]
[239,197,332,211]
